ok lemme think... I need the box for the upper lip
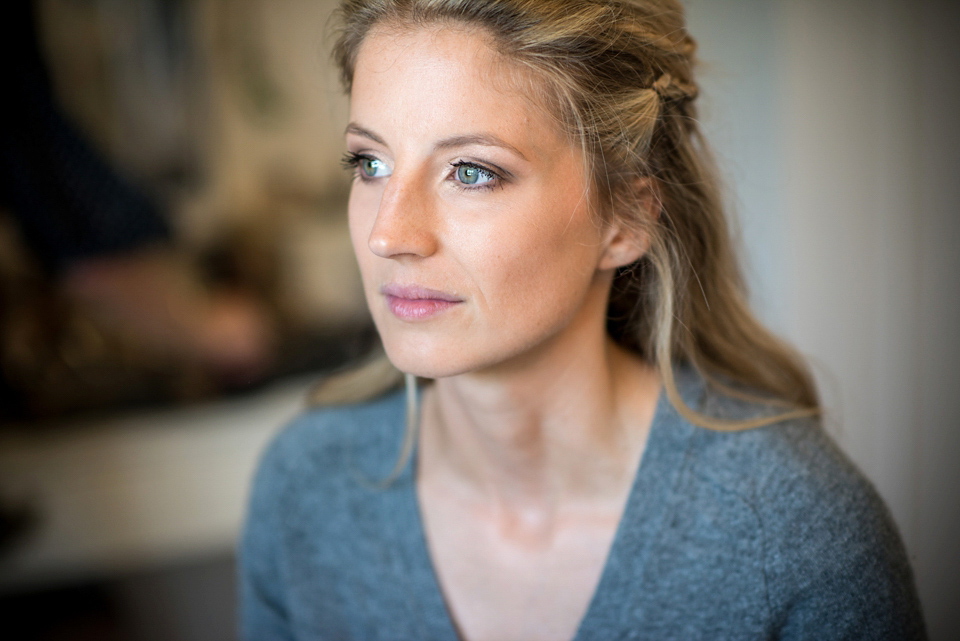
[380,284,463,302]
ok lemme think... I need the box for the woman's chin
[380,337,509,380]
[380,342,465,380]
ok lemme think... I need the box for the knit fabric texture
[239,371,927,640]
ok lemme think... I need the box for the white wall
[685,1,960,638]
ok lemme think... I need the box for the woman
[240,1,926,639]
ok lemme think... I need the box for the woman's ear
[598,177,661,270]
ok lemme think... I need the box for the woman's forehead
[349,24,566,153]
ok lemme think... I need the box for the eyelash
[340,151,505,190]
[449,160,502,191]
[341,151,377,181]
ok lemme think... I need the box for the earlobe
[598,227,648,270]
[598,177,661,270]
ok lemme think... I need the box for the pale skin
[346,24,662,641]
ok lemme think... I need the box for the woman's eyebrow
[345,124,527,162]
[433,134,527,161]
[345,123,387,146]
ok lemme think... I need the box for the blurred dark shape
[0,554,236,641]
[1,583,125,641]
[0,0,374,422]
[0,210,377,420]
[0,0,174,274]
[0,497,37,561]
[0,0,273,418]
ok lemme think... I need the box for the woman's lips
[380,284,463,320]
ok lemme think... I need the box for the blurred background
[0,0,956,639]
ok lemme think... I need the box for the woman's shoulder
[688,391,881,525]
[673,389,924,637]
[250,389,407,499]
[680,386,887,538]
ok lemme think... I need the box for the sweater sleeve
[238,435,297,641]
[756,427,927,640]
[774,531,926,641]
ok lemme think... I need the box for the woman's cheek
[348,194,379,275]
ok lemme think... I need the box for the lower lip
[385,295,461,320]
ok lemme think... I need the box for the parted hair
[320,0,818,430]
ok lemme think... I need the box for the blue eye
[360,157,391,178]
[455,163,496,186]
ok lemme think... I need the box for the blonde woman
[239,1,925,639]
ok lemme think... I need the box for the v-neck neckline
[390,373,700,641]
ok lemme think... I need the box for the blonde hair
[316,0,819,432]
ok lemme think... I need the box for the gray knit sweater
[239,372,926,640]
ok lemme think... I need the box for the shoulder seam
[688,458,775,625]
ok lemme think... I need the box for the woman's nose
[367,173,438,259]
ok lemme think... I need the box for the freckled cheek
[348,187,374,233]
[466,225,596,326]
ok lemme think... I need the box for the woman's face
[346,25,627,378]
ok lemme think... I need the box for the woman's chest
[420,499,623,641]
[276,461,773,640]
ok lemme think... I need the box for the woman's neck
[419,327,661,531]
